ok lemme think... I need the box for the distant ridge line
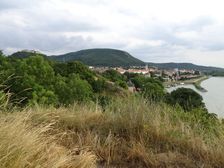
[9,48,224,71]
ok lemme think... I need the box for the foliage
[10,50,46,59]
[131,75,165,100]
[147,62,224,72]
[0,54,128,106]
[53,61,96,84]
[91,78,107,93]
[103,69,128,89]
[103,69,125,82]
[66,74,93,102]
[0,50,223,167]
[29,86,58,106]
[142,82,164,101]
[206,70,224,76]
[166,88,205,111]
[4,56,56,105]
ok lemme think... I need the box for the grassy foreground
[1,97,224,167]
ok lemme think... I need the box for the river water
[167,77,224,118]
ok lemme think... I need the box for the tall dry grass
[27,97,224,167]
[1,96,224,167]
[0,112,96,168]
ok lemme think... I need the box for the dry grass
[1,97,224,167]
[0,112,96,168]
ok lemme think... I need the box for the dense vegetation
[147,62,224,72]
[0,52,129,107]
[10,50,47,59]
[0,51,166,108]
[0,97,224,167]
[205,70,224,76]
[0,50,223,167]
[0,51,214,115]
[166,88,205,111]
[50,48,145,67]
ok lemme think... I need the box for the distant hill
[9,49,224,72]
[10,50,46,59]
[49,49,145,67]
[147,62,224,72]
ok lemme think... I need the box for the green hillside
[9,49,224,72]
[10,50,47,59]
[2,50,224,167]
[50,48,145,67]
[147,62,224,72]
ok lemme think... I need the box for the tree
[167,88,205,111]
[29,85,58,105]
[54,74,93,105]
[67,74,93,103]
[102,69,127,89]
[53,61,95,85]
[0,50,3,57]
[5,56,56,105]
[131,75,165,100]
[142,82,164,101]
[103,69,126,82]
[115,80,128,89]
[92,78,107,93]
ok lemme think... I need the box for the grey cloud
[204,44,224,51]
[0,0,224,66]
[35,19,103,33]
[126,41,184,62]
[134,23,193,51]
[175,16,215,32]
[0,0,37,10]
[0,3,103,33]
[0,22,124,55]
[133,16,219,53]
[0,23,95,54]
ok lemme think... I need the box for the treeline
[0,51,167,108]
[205,71,224,76]
[0,51,216,120]
[0,52,111,107]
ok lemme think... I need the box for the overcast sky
[1,0,224,67]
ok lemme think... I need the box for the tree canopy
[166,88,205,111]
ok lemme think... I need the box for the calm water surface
[167,77,224,118]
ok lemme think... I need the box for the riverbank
[165,75,209,92]
[192,76,209,92]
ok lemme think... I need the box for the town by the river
[167,77,224,118]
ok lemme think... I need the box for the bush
[131,75,165,100]
[142,82,164,101]
[55,74,93,105]
[166,88,205,111]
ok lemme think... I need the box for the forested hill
[147,62,224,72]
[9,49,224,72]
[10,50,47,59]
[49,48,145,67]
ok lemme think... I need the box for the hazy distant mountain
[147,62,224,72]
[49,48,145,67]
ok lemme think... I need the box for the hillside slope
[147,62,224,72]
[2,97,224,167]
[9,49,224,72]
[50,48,145,67]
[10,50,47,59]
